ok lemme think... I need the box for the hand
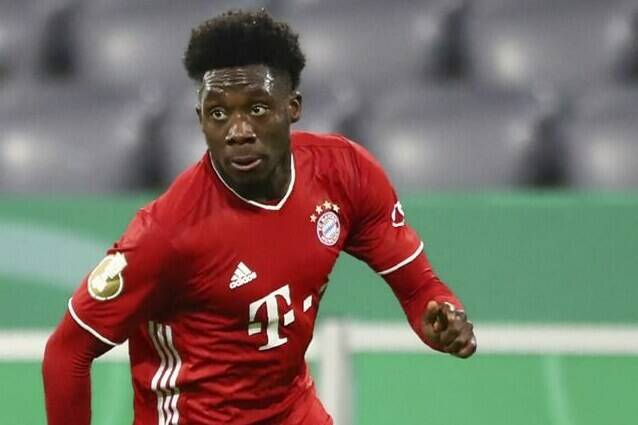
[422,300,477,358]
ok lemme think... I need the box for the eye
[209,108,227,121]
[250,104,269,117]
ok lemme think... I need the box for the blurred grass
[2,192,638,326]
[354,353,638,425]
[3,355,636,425]
[1,192,637,423]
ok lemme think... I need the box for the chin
[224,164,270,187]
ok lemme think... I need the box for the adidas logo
[229,262,257,289]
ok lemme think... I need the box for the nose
[225,116,256,145]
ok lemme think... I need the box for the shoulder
[134,154,217,239]
[292,130,355,150]
[291,130,378,172]
[291,130,383,179]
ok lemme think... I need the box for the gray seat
[561,86,638,188]
[158,86,208,184]
[0,0,81,82]
[276,0,466,99]
[358,84,548,190]
[0,80,158,193]
[71,0,271,95]
[465,0,638,94]
[0,2,39,83]
[294,81,360,135]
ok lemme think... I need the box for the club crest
[310,200,341,246]
[87,252,127,301]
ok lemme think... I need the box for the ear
[195,104,202,124]
[288,91,302,123]
[196,84,205,125]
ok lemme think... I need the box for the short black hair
[183,9,306,89]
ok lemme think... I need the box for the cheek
[264,111,290,136]
[202,123,225,147]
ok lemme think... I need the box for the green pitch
[2,355,636,425]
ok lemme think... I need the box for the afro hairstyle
[183,9,306,89]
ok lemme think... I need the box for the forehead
[201,65,288,101]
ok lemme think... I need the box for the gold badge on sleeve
[87,252,127,301]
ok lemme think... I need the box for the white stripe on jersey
[149,322,182,425]
[67,298,118,346]
[165,327,182,424]
[377,241,425,276]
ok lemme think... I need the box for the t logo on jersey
[391,201,406,227]
[247,284,295,351]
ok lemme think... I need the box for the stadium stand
[464,0,638,95]
[0,1,40,83]
[0,81,158,193]
[2,0,638,192]
[296,81,361,135]
[359,84,550,189]
[67,0,272,96]
[561,86,638,188]
[275,0,466,97]
[158,86,206,184]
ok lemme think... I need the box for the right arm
[42,209,182,424]
[42,312,113,425]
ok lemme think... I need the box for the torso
[129,131,358,424]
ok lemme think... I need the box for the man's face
[198,64,301,191]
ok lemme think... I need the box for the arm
[42,312,113,425]
[42,210,181,424]
[383,252,476,358]
[342,139,476,358]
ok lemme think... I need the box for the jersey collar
[208,152,295,211]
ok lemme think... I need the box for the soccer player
[42,9,476,425]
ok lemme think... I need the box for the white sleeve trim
[67,298,118,346]
[377,242,424,276]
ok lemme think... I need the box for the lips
[229,155,264,172]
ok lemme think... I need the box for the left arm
[342,138,476,358]
[382,251,476,358]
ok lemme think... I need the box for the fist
[422,301,476,358]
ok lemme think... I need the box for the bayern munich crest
[310,200,341,246]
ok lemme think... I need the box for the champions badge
[310,200,341,246]
[87,252,127,301]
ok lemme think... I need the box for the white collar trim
[209,152,295,211]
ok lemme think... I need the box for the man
[43,9,476,425]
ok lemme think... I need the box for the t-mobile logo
[247,284,295,351]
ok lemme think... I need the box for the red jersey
[68,132,429,424]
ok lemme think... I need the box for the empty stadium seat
[357,84,549,189]
[560,86,638,188]
[0,80,160,193]
[0,0,82,83]
[294,81,361,135]
[0,2,38,83]
[158,85,207,184]
[465,0,638,94]
[69,0,271,95]
[276,0,466,99]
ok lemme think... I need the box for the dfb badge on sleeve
[87,253,127,301]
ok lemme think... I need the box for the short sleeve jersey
[69,131,423,424]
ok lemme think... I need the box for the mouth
[229,155,264,172]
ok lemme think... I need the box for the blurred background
[1,0,637,424]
